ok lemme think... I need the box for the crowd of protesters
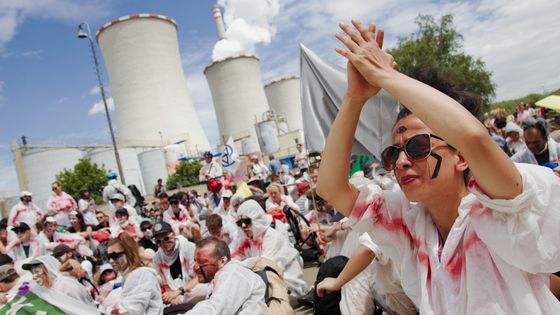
[2,19,560,315]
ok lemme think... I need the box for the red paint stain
[446,233,481,277]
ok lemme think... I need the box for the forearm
[336,244,375,286]
[317,93,365,216]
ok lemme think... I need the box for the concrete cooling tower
[96,14,210,153]
[204,55,270,154]
[264,77,303,131]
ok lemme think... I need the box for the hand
[0,293,8,304]
[162,290,181,303]
[336,20,396,93]
[316,277,342,297]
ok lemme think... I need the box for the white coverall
[111,267,164,315]
[8,202,43,233]
[232,200,308,298]
[186,260,266,315]
[102,179,136,208]
[347,163,560,314]
[45,192,77,227]
[511,138,560,165]
[199,160,223,182]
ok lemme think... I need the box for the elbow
[458,123,493,150]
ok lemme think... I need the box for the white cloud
[88,97,114,116]
[0,0,111,50]
[89,85,100,96]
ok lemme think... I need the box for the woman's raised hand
[336,20,396,93]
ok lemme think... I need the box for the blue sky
[1,0,559,196]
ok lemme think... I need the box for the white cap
[20,191,32,197]
[251,155,258,160]
[99,263,113,275]
[221,190,233,198]
[110,193,125,201]
[44,216,56,223]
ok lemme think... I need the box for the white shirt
[199,160,223,182]
[114,267,163,315]
[186,260,266,315]
[295,150,309,169]
[347,163,560,314]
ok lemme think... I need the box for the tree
[56,158,108,204]
[166,160,203,190]
[388,14,496,111]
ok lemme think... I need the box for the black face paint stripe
[430,152,442,179]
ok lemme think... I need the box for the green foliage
[491,88,560,113]
[55,158,108,204]
[166,160,203,190]
[388,14,496,111]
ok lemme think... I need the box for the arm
[316,244,375,297]
[337,20,521,200]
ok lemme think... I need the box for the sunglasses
[381,134,444,171]
[141,225,153,232]
[236,218,252,228]
[155,236,173,245]
[107,251,125,261]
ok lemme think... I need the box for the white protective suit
[346,163,560,314]
[265,195,298,212]
[232,200,307,298]
[251,162,269,181]
[8,202,43,233]
[32,255,95,306]
[6,235,46,263]
[340,233,416,315]
[111,266,163,315]
[162,205,194,235]
[152,236,196,291]
[78,198,99,226]
[199,160,223,182]
[186,260,266,315]
[511,138,560,165]
[45,192,77,227]
[102,179,136,208]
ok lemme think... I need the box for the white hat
[251,155,258,160]
[221,190,233,198]
[44,216,56,223]
[20,191,32,197]
[110,193,125,201]
[99,263,113,275]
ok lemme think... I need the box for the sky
[0,0,559,196]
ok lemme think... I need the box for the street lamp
[77,21,126,184]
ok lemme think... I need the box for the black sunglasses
[381,134,444,171]
[155,236,172,245]
[107,251,125,261]
[141,225,153,232]
[236,218,252,228]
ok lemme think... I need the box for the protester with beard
[151,222,206,305]
[184,237,266,314]
[107,232,163,315]
[8,191,43,234]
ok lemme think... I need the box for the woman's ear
[455,151,469,172]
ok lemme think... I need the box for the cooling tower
[204,55,270,154]
[96,14,210,152]
[264,77,303,131]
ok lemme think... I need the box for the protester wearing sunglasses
[107,232,163,315]
[137,218,158,252]
[230,200,308,299]
[151,221,206,305]
[318,20,560,314]
[45,181,77,228]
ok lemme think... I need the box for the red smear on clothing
[446,233,481,277]
[159,263,170,270]
[232,239,251,259]
[181,258,189,268]
[470,201,492,217]
[417,251,432,281]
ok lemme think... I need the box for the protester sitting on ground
[231,200,308,299]
[46,181,77,228]
[37,216,80,255]
[110,208,140,239]
[78,190,98,226]
[512,117,560,165]
[151,221,206,305]
[504,122,527,155]
[317,233,416,315]
[250,155,270,181]
[185,237,266,314]
[108,193,139,225]
[51,243,97,301]
[213,189,234,216]
[22,255,95,305]
[8,191,43,234]
[95,263,118,305]
[67,211,93,249]
[204,214,235,246]
[0,219,15,255]
[6,222,45,264]
[106,232,163,314]
[137,218,158,252]
[163,196,200,241]
[317,20,560,313]
[265,183,298,212]
[0,262,30,304]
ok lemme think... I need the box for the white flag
[221,136,241,175]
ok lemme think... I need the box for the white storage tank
[264,77,303,131]
[163,143,187,175]
[204,55,270,154]
[85,148,146,195]
[21,148,82,210]
[255,120,280,155]
[96,14,210,152]
[138,148,168,196]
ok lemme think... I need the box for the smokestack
[212,4,226,39]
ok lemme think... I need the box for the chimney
[212,4,226,40]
